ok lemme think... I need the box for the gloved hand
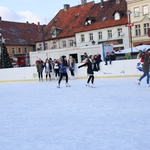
[78,66,81,68]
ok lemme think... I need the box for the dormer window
[50,26,62,38]
[102,17,107,21]
[113,10,124,20]
[114,12,120,20]
[85,17,96,26]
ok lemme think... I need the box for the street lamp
[126,10,133,59]
[0,33,2,54]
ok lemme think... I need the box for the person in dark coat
[110,51,116,61]
[53,59,60,80]
[57,55,71,88]
[105,52,111,65]
[137,48,150,87]
[78,55,97,88]
[81,52,88,62]
[36,58,44,81]
[94,54,102,71]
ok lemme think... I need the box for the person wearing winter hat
[57,55,71,88]
[105,52,111,65]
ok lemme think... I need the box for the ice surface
[0,77,150,150]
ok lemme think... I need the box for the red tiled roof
[36,1,94,41]
[37,0,128,42]
[0,21,43,45]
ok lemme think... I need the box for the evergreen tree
[0,41,13,68]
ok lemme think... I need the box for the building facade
[0,18,43,57]
[127,0,150,46]
[36,0,130,52]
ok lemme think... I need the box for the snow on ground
[0,77,150,150]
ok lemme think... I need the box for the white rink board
[0,59,142,82]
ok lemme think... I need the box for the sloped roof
[72,0,128,33]
[36,1,94,42]
[0,20,43,46]
[37,0,128,42]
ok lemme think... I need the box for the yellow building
[127,0,150,46]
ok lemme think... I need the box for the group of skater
[36,55,76,87]
[35,48,150,88]
[36,53,103,88]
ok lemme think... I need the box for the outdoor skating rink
[0,77,150,150]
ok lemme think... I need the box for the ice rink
[0,77,150,150]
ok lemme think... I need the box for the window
[134,7,140,17]
[98,31,102,40]
[114,12,120,20]
[117,28,122,37]
[135,25,141,36]
[89,33,93,41]
[81,34,85,42]
[62,41,66,48]
[12,48,15,54]
[69,40,74,47]
[144,23,149,35]
[24,48,28,53]
[143,5,148,15]
[53,42,57,49]
[45,43,48,50]
[107,30,112,38]
[18,48,22,54]
[39,44,42,50]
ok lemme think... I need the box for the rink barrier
[0,59,142,82]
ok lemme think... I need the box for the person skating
[78,55,97,88]
[136,48,150,87]
[57,55,70,88]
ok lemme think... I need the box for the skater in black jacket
[78,55,97,88]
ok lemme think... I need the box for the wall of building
[75,25,130,50]
[127,0,150,45]
[0,59,142,82]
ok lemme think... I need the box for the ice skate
[91,84,95,88]
[147,84,150,88]
[86,83,90,87]
[66,83,71,87]
[57,84,60,88]
[134,80,140,86]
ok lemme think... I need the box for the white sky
[0,0,100,25]
[0,77,150,149]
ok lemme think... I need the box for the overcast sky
[0,0,100,25]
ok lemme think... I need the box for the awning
[133,41,150,46]
[115,45,150,54]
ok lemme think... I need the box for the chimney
[101,0,104,8]
[38,22,41,32]
[81,0,87,5]
[26,21,29,29]
[0,17,2,22]
[64,4,70,11]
